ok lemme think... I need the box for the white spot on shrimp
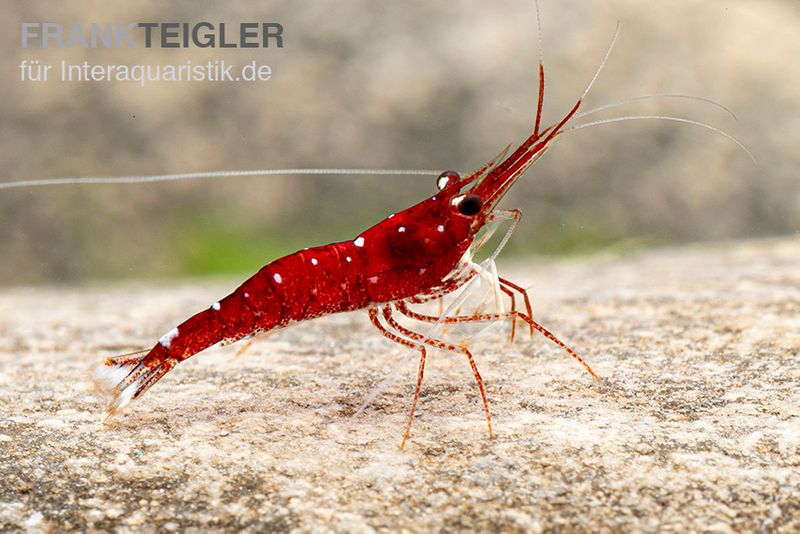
[368,276,378,284]
[273,273,283,284]
[346,256,352,263]
[388,213,395,218]
[311,258,318,265]
[243,292,250,298]
[211,302,221,311]
[431,196,437,201]
[398,226,406,233]
[159,327,179,348]
[437,224,445,232]
[419,268,426,275]
[354,237,365,247]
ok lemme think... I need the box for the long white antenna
[534,0,544,68]
[0,168,442,191]
[568,115,757,164]
[532,0,546,135]
[576,93,737,121]
[581,21,621,101]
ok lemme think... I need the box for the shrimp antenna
[0,168,442,191]
[567,115,757,164]
[576,94,737,121]
[581,21,621,102]
[532,0,546,137]
[561,23,753,163]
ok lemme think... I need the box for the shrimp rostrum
[95,36,607,448]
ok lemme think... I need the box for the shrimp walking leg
[496,278,535,342]
[368,307,427,449]
[499,284,519,342]
[499,277,535,337]
[395,300,599,381]
[376,304,494,442]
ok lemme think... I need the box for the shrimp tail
[92,346,178,418]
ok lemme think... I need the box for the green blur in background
[1,0,798,285]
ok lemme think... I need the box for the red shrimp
[95,27,606,448]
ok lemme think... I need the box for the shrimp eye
[436,170,460,191]
[457,194,482,216]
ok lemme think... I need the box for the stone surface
[1,239,799,532]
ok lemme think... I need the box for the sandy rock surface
[1,239,799,532]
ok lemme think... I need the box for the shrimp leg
[368,307,427,449]
[375,304,495,444]
[394,300,599,381]
[499,277,535,338]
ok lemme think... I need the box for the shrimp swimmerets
[92,11,749,448]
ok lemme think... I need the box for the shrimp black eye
[436,170,460,191]
[458,194,482,216]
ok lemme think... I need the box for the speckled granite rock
[1,239,798,532]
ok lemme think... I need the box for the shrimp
[93,27,609,446]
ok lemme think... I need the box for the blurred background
[1,0,798,286]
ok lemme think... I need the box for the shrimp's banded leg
[417,271,533,343]
[437,272,531,343]
[378,305,494,443]
[395,300,599,381]
[499,284,518,341]
[499,277,535,339]
[368,307,427,449]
